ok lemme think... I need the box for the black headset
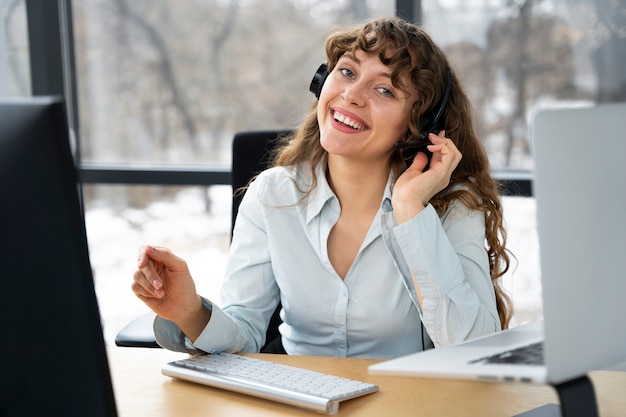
[309,62,452,167]
[309,63,329,99]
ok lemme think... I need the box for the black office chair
[231,130,291,354]
[115,129,291,353]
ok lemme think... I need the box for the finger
[133,268,165,298]
[429,131,447,143]
[143,245,188,270]
[428,134,460,159]
[145,245,170,259]
[137,245,168,286]
[137,245,173,267]
[137,245,155,268]
[427,132,454,148]
[426,134,446,154]
[131,281,160,299]
[137,255,159,283]
[133,268,164,298]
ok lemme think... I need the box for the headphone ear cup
[309,63,329,98]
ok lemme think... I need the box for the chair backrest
[231,130,292,353]
[231,130,292,237]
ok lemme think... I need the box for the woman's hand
[392,131,462,223]
[132,245,211,341]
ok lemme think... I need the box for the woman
[132,16,512,359]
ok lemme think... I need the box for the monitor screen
[0,97,117,416]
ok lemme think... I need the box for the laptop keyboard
[162,353,378,415]
[469,341,544,365]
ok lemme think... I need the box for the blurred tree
[588,0,626,101]
[113,0,200,152]
[484,0,576,166]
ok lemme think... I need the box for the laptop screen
[0,98,117,416]
[532,102,626,383]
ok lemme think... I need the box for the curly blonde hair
[271,17,513,329]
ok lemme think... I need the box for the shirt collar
[304,159,396,223]
[305,159,336,224]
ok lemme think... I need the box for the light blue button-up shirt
[154,162,500,359]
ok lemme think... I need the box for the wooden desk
[107,347,626,416]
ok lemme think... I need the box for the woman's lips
[331,108,369,132]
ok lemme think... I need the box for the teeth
[334,112,365,130]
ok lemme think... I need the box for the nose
[341,82,367,106]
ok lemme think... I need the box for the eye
[376,86,395,98]
[339,67,355,78]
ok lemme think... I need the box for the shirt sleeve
[383,202,500,347]
[153,294,269,354]
[153,297,214,354]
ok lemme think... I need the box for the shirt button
[336,328,344,335]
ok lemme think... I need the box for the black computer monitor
[0,97,117,416]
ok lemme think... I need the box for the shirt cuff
[192,299,244,354]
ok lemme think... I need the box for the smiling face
[317,49,417,167]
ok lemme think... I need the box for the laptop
[369,103,626,386]
[0,97,118,416]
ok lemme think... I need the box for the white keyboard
[161,353,378,414]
